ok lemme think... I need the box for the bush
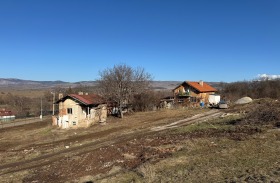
[132,91,160,112]
[220,80,280,101]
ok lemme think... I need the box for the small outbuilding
[53,93,107,129]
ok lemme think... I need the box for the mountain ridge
[0,78,221,90]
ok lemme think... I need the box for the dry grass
[0,108,203,166]
[92,114,280,183]
[2,101,280,182]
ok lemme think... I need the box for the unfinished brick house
[173,80,217,106]
[53,93,107,129]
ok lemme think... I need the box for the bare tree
[97,64,152,111]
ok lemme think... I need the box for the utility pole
[40,97,43,120]
[51,92,55,115]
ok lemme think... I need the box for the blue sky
[0,0,279,82]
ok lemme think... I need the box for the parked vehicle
[208,94,228,109]
[218,100,228,109]
[208,94,221,108]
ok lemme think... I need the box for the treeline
[132,90,172,112]
[220,79,280,101]
[0,92,50,118]
[0,85,99,118]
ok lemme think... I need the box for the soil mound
[235,97,253,104]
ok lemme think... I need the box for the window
[67,108,72,114]
[72,121,76,126]
[190,97,197,103]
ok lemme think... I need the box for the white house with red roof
[54,93,107,129]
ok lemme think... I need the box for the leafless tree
[220,79,280,100]
[97,64,152,110]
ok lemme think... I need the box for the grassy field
[89,114,280,183]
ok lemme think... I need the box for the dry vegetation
[0,85,98,118]
[0,79,280,182]
[0,99,279,182]
[220,79,280,101]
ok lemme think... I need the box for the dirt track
[0,110,225,182]
[0,110,221,175]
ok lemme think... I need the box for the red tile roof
[187,81,217,92]
[56,94,105,106]
[174,81,217,93]
[0,109,14,116]
[69,94,104,105]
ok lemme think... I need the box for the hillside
[0,78,95,89]
[0,78,221,91]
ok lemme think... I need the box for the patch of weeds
[93,171,142,183]
[137,163,156,183]
[150,130,280,182]
[173,122,227,134]
[174,115,242,134]
[1,170,30,183]
[40,127,53,135]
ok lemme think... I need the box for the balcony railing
[177,92,191,96]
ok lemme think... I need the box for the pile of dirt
[240,99,280,127]
[235,96,253,104]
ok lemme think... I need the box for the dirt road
[0,109,222,178]
[151,110,222,131]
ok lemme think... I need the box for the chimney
[78,92,84,95]
[199,80,204,86]
[58,93,63,99]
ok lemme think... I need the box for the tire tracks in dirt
[151,109,222,131]
[0,110,222,176]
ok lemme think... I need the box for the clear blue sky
[0,0,279,82]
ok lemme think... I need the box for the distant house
[0,109,15,122]
[160,96,175,109]
[173,80,217,106]
[53,92,107,129]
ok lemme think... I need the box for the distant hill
[0,78,68,86]
[0,78,98,89]
[0,78,222,91]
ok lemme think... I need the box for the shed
[54,93,107,129]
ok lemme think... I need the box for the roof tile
[69,94,104,105]
[187,81,217,92]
